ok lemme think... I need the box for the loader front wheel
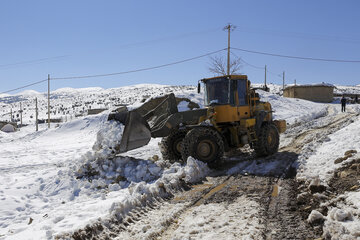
[254,123,279,157]
[182,128,224,168]
[160,130,187,162]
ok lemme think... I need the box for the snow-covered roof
[285,83,335,89]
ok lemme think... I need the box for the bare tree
[208,55,242,76]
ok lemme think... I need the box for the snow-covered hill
[0,84,199,125]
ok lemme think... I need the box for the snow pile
[258,90,328,125]
[0,114,212,239]
[323,207,360,239]
[184,157,210,183]
[76,120,163,188]
[177,100,191,111]
[297,115,360,182]
[321,192,360,239]
[329,208,353,222]
[108,157,210,222]
[92,120,124,153]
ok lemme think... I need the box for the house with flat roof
[283,84,335,103]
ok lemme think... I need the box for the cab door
[236,79,251,120]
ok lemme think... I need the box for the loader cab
[201,75,251,123]
[202,75,249,107]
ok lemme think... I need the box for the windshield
[204,78,230,105]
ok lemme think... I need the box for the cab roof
[201,75,248,82]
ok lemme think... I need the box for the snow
[286,83,335,87]
[0,84,212,239]
[169,196,263,240]
[15,90,41,96]
[1,83,360,239]
[258,90,328,125]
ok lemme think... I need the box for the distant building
[283,84,335,103]
[87,108,108,115]
[1,123,16,132]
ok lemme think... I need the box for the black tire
[181,127,224,168]
[253,123,280,157]
[160,130,187,162]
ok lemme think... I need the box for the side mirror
[197,82,201,93]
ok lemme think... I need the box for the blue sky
[1,0,360,93]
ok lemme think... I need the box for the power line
[235,26,360,44]
[1,48,226,94]
[1,79,48,94]
[231,51,297,83]
[114,27,222,50]
[51,48,226,80]
[0,56,69,70]
[232,47,360,63]
[231,51,284,79]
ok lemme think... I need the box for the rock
[345,149,357,157]
[297,192,311,204]
[350,163,360,171]
[307,210,324,225]
[334,157,346,164]
[308,176,326,193]
[313,193,328,200]
[339,171,349,178]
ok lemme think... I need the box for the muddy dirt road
[67,106,359,240]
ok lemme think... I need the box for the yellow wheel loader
[108,75,286,168]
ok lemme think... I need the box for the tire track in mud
[259,109,359,240]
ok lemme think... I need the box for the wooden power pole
[224,24,236,75]
[282,71,285,90]
[265,65,267,87]
[47,74,50,128]
[36,98,38,131]
[20,102,22,127]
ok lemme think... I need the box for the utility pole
[294,79,297,86]
[224,24,236,75]
[47,74,50,128]
[35,98,38,131]
[20,102,22,128]
[264,65,267,87]
[282,71,285,91]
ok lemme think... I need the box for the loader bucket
[118,111,151,153]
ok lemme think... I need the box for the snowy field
[0,84,360,239]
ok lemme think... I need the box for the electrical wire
[232,47,360,63]
[0,56,68,70]
[1,48,226,94]
[235,27,360,44]
[230,51,284,79]
[114,27,222,50]
[1,79,48,94]
[51,48,226,80]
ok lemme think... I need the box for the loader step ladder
[247,127,257,144]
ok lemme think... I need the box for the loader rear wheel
[160,130,187,162]
[254,123,279,157]
[181,128,224,168]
